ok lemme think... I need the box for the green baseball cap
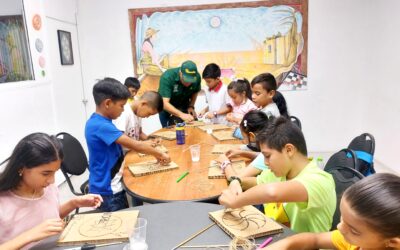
[180,60,198,83]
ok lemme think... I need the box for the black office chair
[324,149,364,230]
[290,115,302,130]
[347,133,376,176]
[56,132,89,213]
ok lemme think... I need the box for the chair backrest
[347,133,375,176]
[324,149,364,230]
[289,115,302,130]
[56,132,88,196]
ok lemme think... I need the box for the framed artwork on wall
[128,0,308,93]
[57,30,74,65]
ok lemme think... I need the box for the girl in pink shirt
[0,133,103,250]
[211,78,257,124]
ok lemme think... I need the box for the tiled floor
[58,151,397,214]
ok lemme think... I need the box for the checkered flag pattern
[279,71,308,91]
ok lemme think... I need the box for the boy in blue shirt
[85,78,170,212]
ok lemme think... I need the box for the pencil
[256,237,273,249]
[176,171,189,183]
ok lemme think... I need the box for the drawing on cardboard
[58,210,139,246]
[152,131,176,140]
[198,124,231,132]
[211,144,243,154]
[138,145,168,157]
[209,205,283,238]
[128,160,178,176]
[208,160,245,179]
[212,130,237,141]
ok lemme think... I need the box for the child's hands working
[73,194,103,208]
[29,218,65,241]
[219,188,240,209]
[157,152,171,165]
[225,149,242,159]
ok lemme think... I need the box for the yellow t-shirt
[331,230,360,250]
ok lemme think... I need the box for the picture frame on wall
[57,30,74,65]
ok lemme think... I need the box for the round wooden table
[122,126,243,203]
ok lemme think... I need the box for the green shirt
[257,160,336,233]
[158,67,201,109]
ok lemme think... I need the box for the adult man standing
[158,60,201,127]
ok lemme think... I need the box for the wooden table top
[122,126,244,203]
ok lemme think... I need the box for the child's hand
[205,112,214,119]
[157,152,171,165]
[197,110,205,118]
[225,149,241,159]
[216,154,230,164]
[226,113,234,122]
[151,137,162,145]
[29,219,64,242]
[74,194,103,208]
[219,188,239,208]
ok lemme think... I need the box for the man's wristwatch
[228,176,242,185]
[213,111,218,118]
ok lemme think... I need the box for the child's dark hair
[124,77,141,90]
[140,91,164,113]
[0,133,63,192]
[257,116,307,156]
[228,78,252,100]
[202,63,221,79]
[343,173,400,238]
[240,110,271,135]
[93,77,131,105]
[251,73,277,91]
[273,91,289,118]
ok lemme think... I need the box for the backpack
[324,149,364,230]
[347,133,375,176]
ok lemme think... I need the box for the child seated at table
[0,133,102,250]
[212,78,257,125]
[219,117,336,233]
[124,77,141,103]
[263,173,400,250]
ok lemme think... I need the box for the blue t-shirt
[85,113,123,195]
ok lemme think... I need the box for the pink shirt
[228,98,257,118]
[0,184,60,250]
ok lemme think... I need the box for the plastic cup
[190,144,201,162]
[126,218,148,250]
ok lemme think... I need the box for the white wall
[76,0,400,172]
[360,0,400,172]
[0,0,87,185]
[0,0,57,163]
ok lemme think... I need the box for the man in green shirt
[158,60,201,127]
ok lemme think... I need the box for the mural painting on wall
[128,0,308,94]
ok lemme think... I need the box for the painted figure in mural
[139,27,165,76]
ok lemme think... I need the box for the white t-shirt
[113,102,142,140]
[204,84,231,124]
[260,102,280,118]
[112,103,142,194]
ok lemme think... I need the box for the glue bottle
[176,122,185,145]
